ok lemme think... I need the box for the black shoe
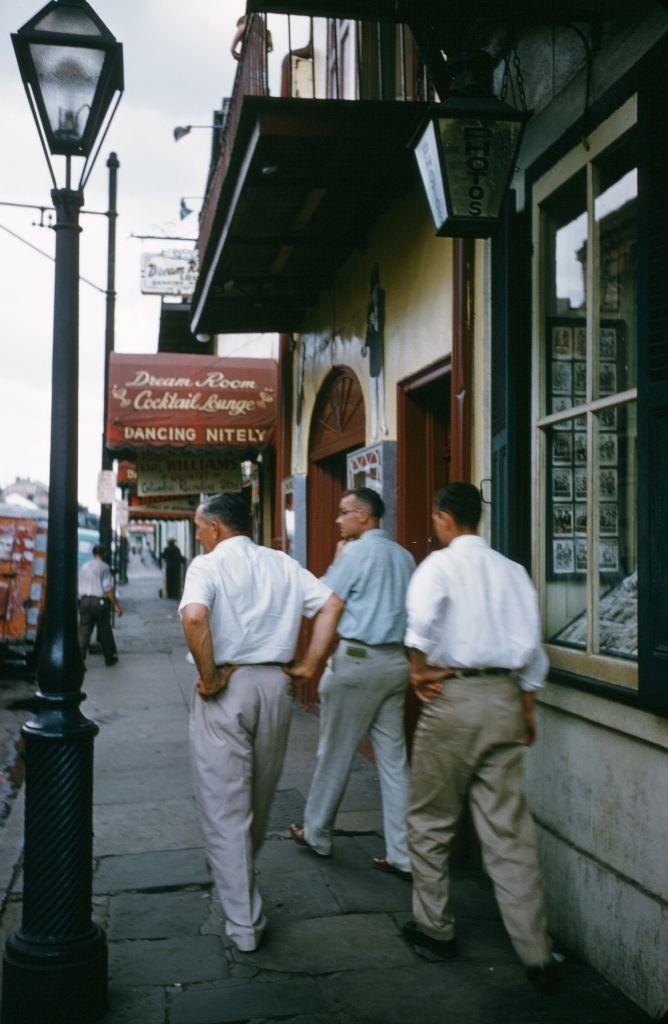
[526,962,560,993]
[402,921,458,962]
[105,656,119,666]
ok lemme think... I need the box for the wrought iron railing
[198,13,435,261]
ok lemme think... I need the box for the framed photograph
[552,396,572,428]
[573,326,586,359]
[552,325,573,359]
[599,539,619,573]
[599,468,618,501]
[574,412,586,429]
[552,434,573,465]
[599,362,617,395]
[573,361,586,396]
[598,433,618,467]
[575,538,588,572]
[599,503,618,536]
[553,504,574,536]
[599,326,617,359]
[573,432,587,465]
[551,361,572,395]
[598,406,618,431]
[574,503,587,535]
[553,539,575,575]
[575,468,587,499]
[552,468,573,501]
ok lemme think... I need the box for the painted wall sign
[136,454,241,497]
[106,354,278,451]
[140,249,199,296]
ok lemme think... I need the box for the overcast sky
[0,1,287,510]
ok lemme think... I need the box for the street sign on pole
[97,469,116,504]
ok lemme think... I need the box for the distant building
[2,477,49,510]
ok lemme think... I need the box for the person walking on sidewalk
[290,487,415,879]
[179,492,342,953]
[401,482,557,992]
[160,537,185,599]
[78,544,123,667]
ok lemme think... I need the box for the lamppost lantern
[413,50,531,238]
[12,0,123,164]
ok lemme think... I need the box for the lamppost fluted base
[1,698,107,1024]
[2,925,107,1024]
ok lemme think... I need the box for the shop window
[533,99,638,688]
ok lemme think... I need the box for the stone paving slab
[169,979,329,1024]
[94,798,202,856]
[108,890,211,939]
[100,985,167,1024]
[94,737,190,772]
[109,935,228,986]
[94,766,195,805]
[94,847,210,894]
[260,869,342,922]
[239,913,415,974]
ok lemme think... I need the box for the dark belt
[215,661,289,669]
[340,638,402,649]
[454,667,509,677]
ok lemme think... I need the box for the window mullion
[586,159,600,655]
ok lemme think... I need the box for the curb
[0,787,24,913]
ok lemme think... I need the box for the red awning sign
[106,353,277,452]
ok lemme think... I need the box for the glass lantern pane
[438,117,523,220]
[34,9,102,36]
[29,42,105,143]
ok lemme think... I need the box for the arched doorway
[307,367,365,576]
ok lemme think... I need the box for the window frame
[531,95,638,689]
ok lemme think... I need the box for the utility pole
[99,152,118,565]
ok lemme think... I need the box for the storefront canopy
[106,353,277,455]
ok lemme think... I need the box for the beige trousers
[407,674,552,966]
[189,665,293,951]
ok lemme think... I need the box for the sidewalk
[0,561,650,1024]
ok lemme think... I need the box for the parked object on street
[78,545,123,667]
[179,491,342,953]
[403,483,554,989]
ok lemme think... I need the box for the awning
[106,353,277,456]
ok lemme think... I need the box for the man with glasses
[290,487,415,879]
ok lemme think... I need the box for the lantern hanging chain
[512,47,528,111]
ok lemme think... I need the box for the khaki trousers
[407,675,551,966]
[189,666,293,951]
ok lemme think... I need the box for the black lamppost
[3,3,123,1023]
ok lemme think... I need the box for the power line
[0,220,106,295]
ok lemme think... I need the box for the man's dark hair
[200,492,251,533]
[344,486,384,519]
[434,482,482,529]
[92,544,104,557]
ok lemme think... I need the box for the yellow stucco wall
[292,188,454,473]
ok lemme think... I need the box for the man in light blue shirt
[290,487,415,877]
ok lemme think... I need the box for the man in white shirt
[78,544,123,666]
[402,482,557,993]
[179,492,342,953]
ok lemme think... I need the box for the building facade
[193,3,668,1016]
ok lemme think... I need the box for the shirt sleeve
[299,567,333,619]
[321,546,359,601]
[100,566,114,594]
[515,568,549,692]
[178,557,215,617]
[404,554,449,658]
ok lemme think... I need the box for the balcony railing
[198,12,435,260]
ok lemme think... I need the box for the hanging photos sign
[137,454,241,497]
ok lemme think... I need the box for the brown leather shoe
[371,857,412,880]
[289,823,331,857]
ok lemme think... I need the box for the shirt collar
[357,528,387,542]
[448,534,488,551]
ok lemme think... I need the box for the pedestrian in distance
[290,487,415,879]
[160,537,185,599]
[402,482,558,993]
[78,544,122,667]
[179,492,342,953]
